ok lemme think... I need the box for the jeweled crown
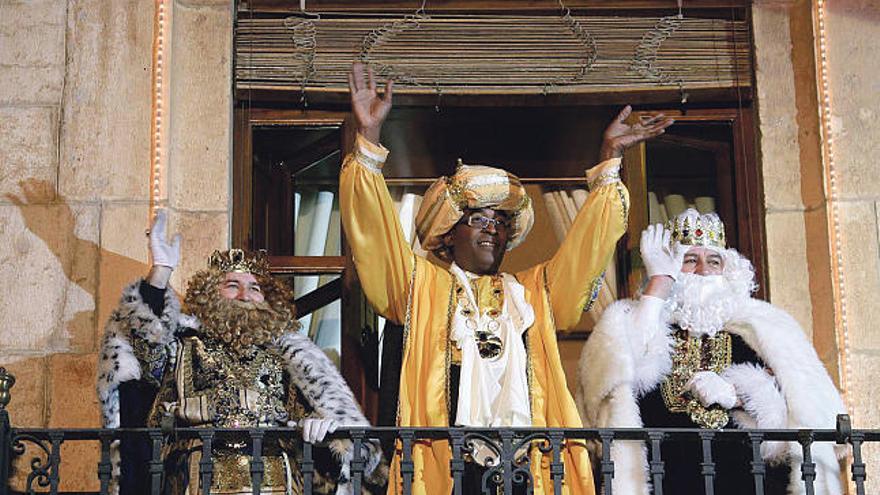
[207,249,270,276]
[667,208,726,249]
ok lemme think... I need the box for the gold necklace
[660,329,733,429]
[455,274,504,360]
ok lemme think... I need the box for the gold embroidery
[587,169,621,191]
[354,148,384,173]
[162,337,313,494]
[583,274,604,313]
[453,275,505,360]
[178,336,289,428]
[661,330,733,429]
[398,254,418,428]
[615,181,629,229]
[210,450,295,493]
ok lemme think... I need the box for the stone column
[824,1,880,490]
[752,0,841,380]
[166,0,234,287]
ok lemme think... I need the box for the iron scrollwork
[458,431,565,495]
[11,433,58,494]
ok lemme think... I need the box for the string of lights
[149,0,170,227]
[815,0,853,417]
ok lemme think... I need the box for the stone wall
[0,0,231,490]
[825,0,880,488]
[752,0,848,374]
[752,0,880,490]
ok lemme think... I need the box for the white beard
[663,273,746,337]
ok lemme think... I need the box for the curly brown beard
[183,269,300,356]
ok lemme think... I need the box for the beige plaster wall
[0,0,232,490]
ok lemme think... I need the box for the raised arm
[339,63,413,323]
[540,106,673,329]
[97,209,183,427]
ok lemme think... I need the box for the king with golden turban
[341,63,673,495]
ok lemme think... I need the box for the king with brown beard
[97,210,383,495]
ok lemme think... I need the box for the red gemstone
[695,228,703,236]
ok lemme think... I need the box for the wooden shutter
[235,13,751,99]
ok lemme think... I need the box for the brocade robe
[340,135,629,495]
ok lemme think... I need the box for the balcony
[3,420,877,494]
[1,370,876,495]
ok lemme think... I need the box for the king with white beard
[576,209,846,495]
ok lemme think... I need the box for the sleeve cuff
[721,363,787,429]
[634,293,665,325]
[633,294,667,352]
[585,157,622,190]
[638,295,666,318]
[354,133,389,173]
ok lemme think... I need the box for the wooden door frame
[233,107,350,250]
[233,107,379,418]
[623,106,768,299]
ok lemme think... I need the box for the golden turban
[415,161,534,254]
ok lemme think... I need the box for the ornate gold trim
[660,330,732,429]
[587,169,621,191]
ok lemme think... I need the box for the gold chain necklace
[660,329,733,429]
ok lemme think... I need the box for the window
[233,2,760,411]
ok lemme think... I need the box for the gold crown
[667,209,726,249]
[207,249,270,276]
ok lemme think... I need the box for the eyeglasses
[464,214,511,231]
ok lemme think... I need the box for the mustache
[223,298,273,312]
[664,273,739,336]
[217,299,282,331]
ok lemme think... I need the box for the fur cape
[576,297,846,495]
[97,280,384,492]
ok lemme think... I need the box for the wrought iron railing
[1,368,877,495]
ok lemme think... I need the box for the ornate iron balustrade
[2,422,878,494]
[1,369,877,495]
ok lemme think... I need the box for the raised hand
[145,209,181,289]
[600,105,674,161]
[348,62,393,144]
[149,209,181,270]
[640,224,688,280]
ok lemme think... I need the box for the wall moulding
[812,0,852,418]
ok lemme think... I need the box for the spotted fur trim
[96,280,195,495]
[96,280,195,428]
[275,331,385,487]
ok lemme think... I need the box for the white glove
[686,371,738,410]
[640,224,687,280]
[299,418,339,443]
[149,209,181,269]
